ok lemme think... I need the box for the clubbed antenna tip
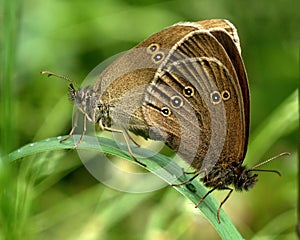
[40,70,79,89]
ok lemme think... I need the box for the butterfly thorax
[68,84,112,127]
[202,165,258,191]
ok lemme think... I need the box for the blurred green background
[0,0,299,239]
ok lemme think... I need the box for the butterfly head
[234,167,258,191]
[68,84,111,128]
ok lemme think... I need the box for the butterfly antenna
[248,152,290,176]
[40,71,79,88]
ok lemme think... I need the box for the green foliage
[4,136,243,239]
[0,0,298,239]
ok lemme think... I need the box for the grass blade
[5,135,243,239]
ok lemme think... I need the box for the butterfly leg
[195,186,218,208]
[103,126,147,167]
[172,169,207,186]
[59,111,87,149]
[60,110,79,143]
[124,129,141,147]
[71,114,87,149]
[217,187,233,223]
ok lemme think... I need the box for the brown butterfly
[42,19,286,223]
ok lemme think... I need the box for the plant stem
[1,0,20,154]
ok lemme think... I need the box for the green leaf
[4,135,243,239]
